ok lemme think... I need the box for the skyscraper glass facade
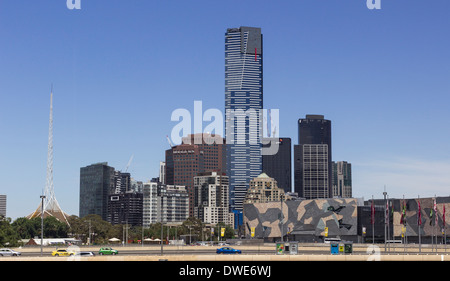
[294,115,332,199]
[225,27,263,212]
[79,162,115,220]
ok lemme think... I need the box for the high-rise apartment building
[332,161,352,198]
[142,181,159,227]
[79,162,115,220]
[157,184,189,223]
[225,26,263,212]
[294,115,332,199]
[193,172,230,225]
[142,182,189,225]
[262,137,291,193]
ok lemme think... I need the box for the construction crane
[166,135,174,148]
[124,154,134,172]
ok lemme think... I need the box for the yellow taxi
[51,248,75,257]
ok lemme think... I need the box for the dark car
[216,247,242,254]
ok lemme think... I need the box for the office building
[79,162,115,220]
[182,133,227,174]
[294,115,332,199]
[165,142,203,217]
[262,137,291,193]
[194,172,230,225]
[165,133,226,217]
[332,161,352,198]
[225,26,263,212]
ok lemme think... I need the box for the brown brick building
[165,133,226,216]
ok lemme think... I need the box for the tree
[181,217,204,243]
[11,217,38,239]
[0,217,21,247]
[68,214,118,244]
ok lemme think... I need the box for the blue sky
[1,0,449,220]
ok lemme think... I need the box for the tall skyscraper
[79,162,115,220]
[262,137,292,193]
[332,161,352,198]
[294,115,332,199]
[225,26,263,212]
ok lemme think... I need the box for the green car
[99,247,118,255]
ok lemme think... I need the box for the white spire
[27,85,69,226]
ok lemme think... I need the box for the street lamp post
[161,220,164,256]
[40,195,46,257]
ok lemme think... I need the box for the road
[12,243,450,258]
[20,245,274,257]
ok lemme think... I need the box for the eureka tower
[225,27,263,212]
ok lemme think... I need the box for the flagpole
[402,195,406,253]
[387,196,390,253]
[405,196,408,247]
[430,198,434,253]
[435,196,437,254]
[418,195,421,254]
[444,204,446,253]
[436,196,438,254]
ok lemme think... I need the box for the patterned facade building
[244,196,450,243]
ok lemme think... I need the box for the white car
[0,248,21,256]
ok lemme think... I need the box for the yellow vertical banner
[251,227,255,237]
[221,227,225,237]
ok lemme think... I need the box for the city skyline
[1,1,450,220]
